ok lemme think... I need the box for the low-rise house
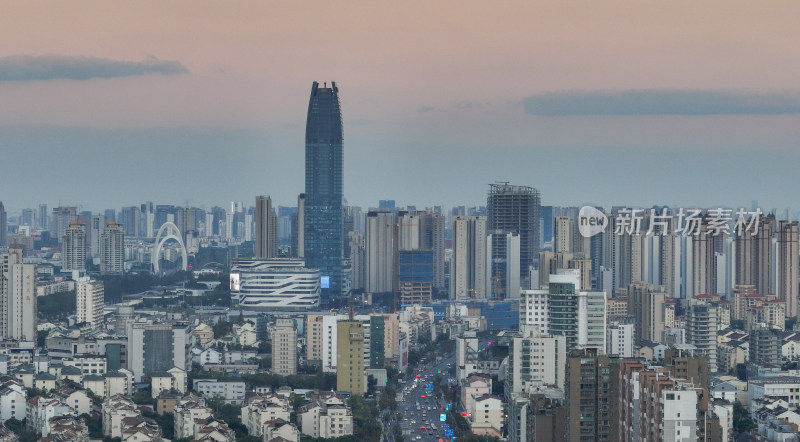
[42,414,89,442]
[192,416,236,442]
[26,396,72,436]
[468,394,503,437]
[297,393,353,439]
[102,394,139,438]
[241,393,292,438]
[81,374,105,398]
[34,372,57,392]
[54,383,92,415]
[0,375,26,421]
[193,379,246,404]
[105,369,134,397]
[174,393,212,440]
[263,418,300,442]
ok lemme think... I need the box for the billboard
[230,273,241,291]
[320,275,330,289]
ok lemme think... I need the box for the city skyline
[3,1,800,212]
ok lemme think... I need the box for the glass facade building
[305,81,344,300]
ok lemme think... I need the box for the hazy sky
[2,1,800,214]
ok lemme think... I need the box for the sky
[2,1,800,215]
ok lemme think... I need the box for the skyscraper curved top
[304,81,344,299]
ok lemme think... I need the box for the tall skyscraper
[0,202,6,247]
[255,196,277,259]
[1,249,37,342]
[62,222,87,273]
[487,183,540,289]
[553,216,573,253]
[101,221,125,275]
[293,194,306,259]
[365,210,395,294]
[450,215,488,301]
[120,206,140,237]
[76,278,104,329]
[38,204,48,231]
[487,231,520,300]
[304,81,344,299]
[778,220,799,317]
[736,215,774,294]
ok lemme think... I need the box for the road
[392,353,457,442]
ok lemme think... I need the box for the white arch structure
[151,222,188,274]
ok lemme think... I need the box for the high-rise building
[487,231,520,300]
[736,215,774,294]
[565,347,619,441]
[38,204,48,231]
[104,209,116,223]
[627,281,667,343]
[292,194,306,259]
[553,216,572,253]
[606,322,634,357]
[397,250,434,304]
[0,248,37,342]
[304,81,344,300]
[336,319,365,394]
[0,202,6,247]
[127,322,192,382]
[506,326,567,392]
[101,221,125,276]
[76,278,104,329]
[62,222,87,273]
[51,206,77,243]
[120,206,140,237]
[778,220,799,317]
[397,210,445,290]
[690,221,716,297]
[749,323,782,366]
[255,196,277,259]
[90,214,105,258]
[520,269,607,352]
[686,299,718,372]
[450,215,488,301]
[270,318,298,376]
[21,208,34,227]
[487,183,540,288]
[365,210,395,294]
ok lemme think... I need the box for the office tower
[778,220,799,317]
[487,183,540,288]
[255,196,277,259]
[397,250,434,304]
[365,210,395,294]
[487,231,520,300]
[627,281,666,342]
[0,249,37,342]
[120,206,140,237]
[520,269,607,352]
[140,201,154,237]
[451,215,488,301]
[127,322,192,382]
[62,222,87,273]
[38,204,48,230]
[20,209,33,227]
[397,210,444,290]
[175,207,197,239]
[507,326,567,392]
[51,206,77,243]
[270,318,298,375]
[553,216,572,253]
[686,299,718,371]
[336,319,365,394]
[304,81,344,299]
[76,278,104,329]
[101,221,125,275]
[90,214,105,258]
[292,194,306,258]
[0,202,6,246]
[104,209,116,223]
[565,347,619,442]
[749,323,782,365]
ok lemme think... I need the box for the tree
[733,401,757,434]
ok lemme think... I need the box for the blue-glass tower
[304,81,344,300]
